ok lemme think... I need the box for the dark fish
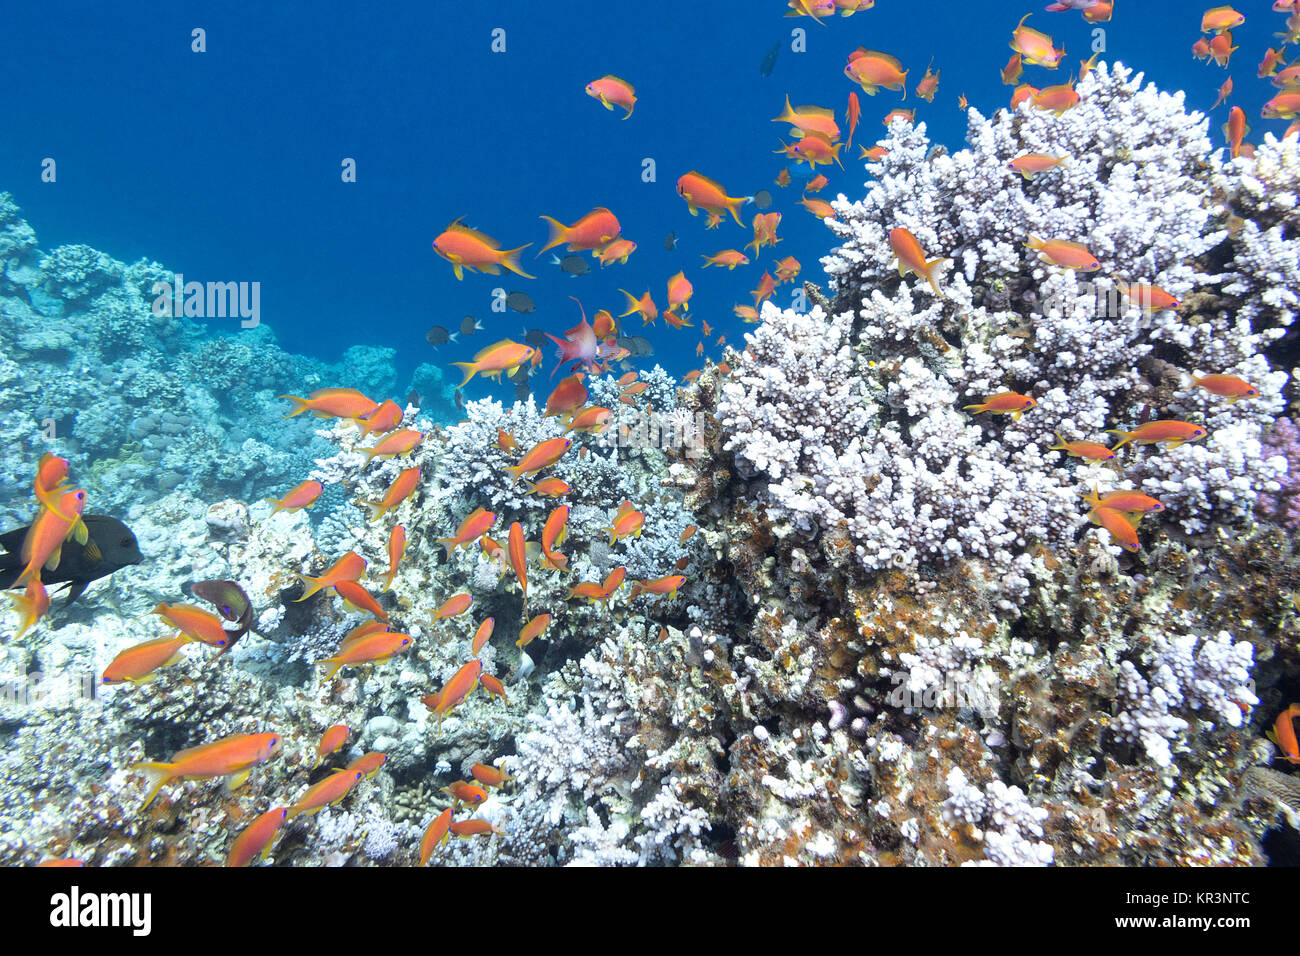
[616,334,654,357]
[754,189,773,210]
[524,328,548,348]
[0,515,142,605]
[557,254,589,277]
[406,389,421,407]
[760,42,779,78]
[515,378,532,401]
[454,389,466,410]
[190,579,253,656]
[664,232,677,251]
[426,325,455,347]
[460,315,482,337]
[506,291,535,314]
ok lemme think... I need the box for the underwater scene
[1,0,1299,870]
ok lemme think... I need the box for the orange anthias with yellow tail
[133,731,282,810]
[432,218,535,281]
[889,227,950,298]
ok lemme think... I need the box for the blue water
[0,0,1289,390]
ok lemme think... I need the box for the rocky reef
[1,62,1297,866]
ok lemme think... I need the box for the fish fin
[60,580,89,607]
[83,538,102,563]
[71,518,88,545]
[226,769,252,792]
[133,762,176,811]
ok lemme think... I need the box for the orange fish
[592,309,618,338]
[33,453,71,517]
[1201,5,1244,33]
[507,521,529,605]
[471,763,514,788]
[526,477,571,498]
[315,725,350,768]
[607,500,645,544]
[450,818,504,838]
[480,673,508,704]
[280,387,379,421]
[432,218,534,281]
[1025,235,1100,271]
[958,93,968,109]
[597,239,637,267]
[152,602,230,648]
[539,207,622,255]
[296,551,366,601]
[663,310,692,330]
[1106,420,1208,450]
[1088,506,1140,552]
[317,631,412,680]
[1007,153,1067,179]
[334,580,389,622]
[775,168,792,187]
[288,768,365,819]
[504,437,571,487]
[1032,80,1080,115]
[1271,63,1300,87]
[1114,278,1179,312]
[1262,91,1300,119]
[444,780,489,808]
[1191,374,1258,403]
[431,592,474,621]
[1048,434,1115,461]
[800,196,837,219]
[696,341,705,357]
[471,617,495,656]
[806,174,830,193]
[1079,52,1100,81]
[915,60,940,102]
[380,524,406,592]
[356,399,403,438]
[545,375,588,418]
[844,48,908,96]
[846,91,861,147]
[684,369,702,382]
[772,96,841,140]
[1010,84,1039,109]
[8,580,49,640]
[779,132,843,169]
[358,428,423,464]
[889,227,950,297]
[1266,703,1300,764]
[340,620,388,652]
[15,488,87,586]
[227,807,288,867]
[585,75,636,118]
[883,107,914,124]
[676,171,751,227]
[751,271,777,306]
[1082,0,1112,22]
[1001,53,1024,85]
[451,340,536,388]
[541,505,570,571]
[420,808,454,865]
[774,256,802,283]
[734,305,760,322]
[619,288,659,325]
[628,574,687,600]
[133,731,281,810]
[963,391,1036,421]
[680,525,697,544]
[347,751,388,777]
[423,660,483,731]
[357,466,420,521]
[1212,76,1233,110]
[436,507,496,557]
[102,633,192,685]
[1208,32,1237,68]
[667,271,694,312]
[1081,488,1165,517]
[1010,15,1065,68]
[564,406,613,434]
[516,613,552,648]
[497,428,520,453]
[266,479,324,515]
[1192,37,1212,62]
[1223,106,1248,158]
[860,145,889,161]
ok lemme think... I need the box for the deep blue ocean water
[0,0,1290,392]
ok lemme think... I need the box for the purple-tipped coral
[1259,417,1300,529]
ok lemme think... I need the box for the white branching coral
[1113,629,1259,769]
[941,766,1054,867]
[719,63,1292,601]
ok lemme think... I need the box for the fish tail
[8,592,40,639]
[133,762,176,811]
[316,657,345,682]
[924,258,951,297]
[434,537,458,559]
[451,362,478,389]
[538,216,570,256]
[356,498,388,522]
[279,394,312,418]
[499,244,536,278]
[1105,429,1133,449]
[727,196,749,227]
[295,573,328,602]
